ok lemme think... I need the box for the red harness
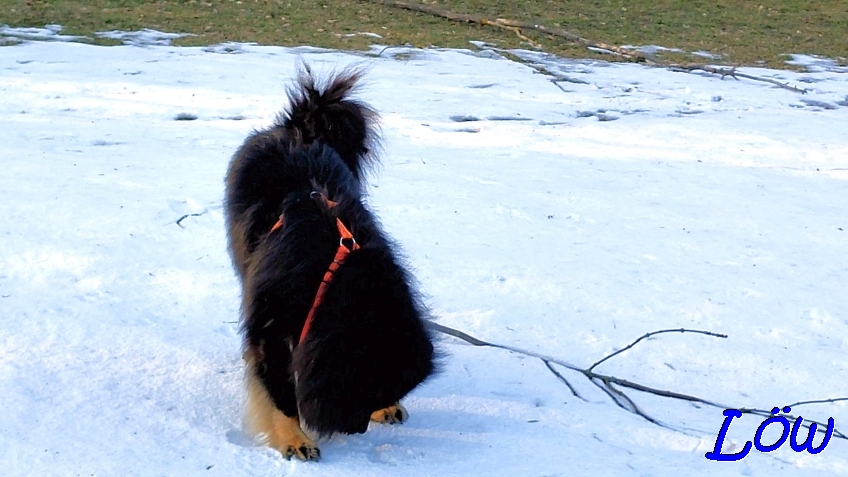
[269,195,359,343]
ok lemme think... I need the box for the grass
[2,0,846,68]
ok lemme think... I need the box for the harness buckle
[340,236,356,250]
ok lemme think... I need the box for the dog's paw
[283,441,321,462]
[264,414,321,462]
[370,403,408,425]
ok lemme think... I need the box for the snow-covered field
[1,27,847,476]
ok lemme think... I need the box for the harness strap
[268,193,358,345]
[299,218,359,343]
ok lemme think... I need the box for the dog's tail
[279,64,380,181]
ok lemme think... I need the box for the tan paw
[244,369,320,462]
[282,439,321,461]
[370,402,408,425]
[267,413,320,461]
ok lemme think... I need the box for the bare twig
[668,64,810,93]
[175,212,205,228]
[590,376,634,412]
[483,21,541,49]
[736,408,844,440]
[584,375,695,435]
[544,360,587,401]
[426,321,847,440]
[786,397,848,408]
[589,328,727,372]
[606,380,664,426]
[428,320,491,346]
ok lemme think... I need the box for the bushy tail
[279,64,380,181]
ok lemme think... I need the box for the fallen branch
[788,397,848,407]
[588,328,727,372]
[544,360,586,401]
[427,321,846,440]
[486,21,541,49]
[175,212,205,228]
[372,0,810,94]
[668,64,810,94]
[369,0,654,63]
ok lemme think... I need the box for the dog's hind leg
[244,348,320,461]
[370,402,408,425]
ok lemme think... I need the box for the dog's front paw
[283,440,321,462]
[370,403,408,425]
[265,414,320,462]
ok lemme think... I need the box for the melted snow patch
[785,54,848,73]
[0,24,87,42]
[336,31,383,39]
[621,44,685,55]
[95,29,192,47]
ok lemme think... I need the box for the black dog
[224,66,435,461]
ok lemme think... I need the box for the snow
[620,44,685,55]
[1,28,847,477]
[786,54,848,74]
[94,29,194,47]
[0,24,86,43]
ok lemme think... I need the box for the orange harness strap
[268,196,358,344]
[269,218,283,234]
[299,218,359,343]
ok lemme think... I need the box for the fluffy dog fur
[224,66,435,461]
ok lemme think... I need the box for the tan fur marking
[370,402,408,425]
[245,353,320,461]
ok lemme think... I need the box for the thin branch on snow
[544,360,587,401]
[597,378,693,435]
[485,50,593,92]
[427,321,847,440]
[372,0,810,94]
[787,397,848,408]
[175,212,206,228]
[588,328,727,372]
[668,64,810,94]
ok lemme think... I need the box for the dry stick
[487,21,541,49]
[590,377,630,411]
[175,212,205,228]
[544,360,587,401]
[787,397,848,408]
[668,64,810,94]
[602,379,691,434]
[478,44,810,96]
[583,376,699,437]
[371,0,809,94]
[584,368,842,438]
[487,18,659,63]
[589,328,728,372]
[426,321,847,440]
[371,0,652,63]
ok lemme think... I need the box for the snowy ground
[1,27,847,477]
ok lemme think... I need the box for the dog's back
[224,66,434,455]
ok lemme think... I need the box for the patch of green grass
[2,0,846,68]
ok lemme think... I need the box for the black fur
[225,66,435,437]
